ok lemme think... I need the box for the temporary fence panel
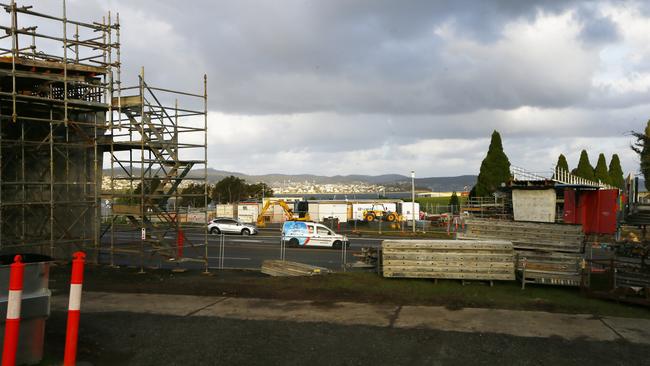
[382,240,515,281]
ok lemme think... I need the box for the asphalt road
[100,229,383,271]
[42,310,650,366]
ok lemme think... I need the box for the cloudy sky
[36,1,650,177]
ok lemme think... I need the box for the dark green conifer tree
[574,150,595,181]
[472,131,511,197]
[449,191,460,214]
[555,154,569,173]
[608,154,624,189]
[594,153,610,185]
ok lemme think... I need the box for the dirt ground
[40,311,650,366]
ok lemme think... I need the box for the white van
[282,221,350,249]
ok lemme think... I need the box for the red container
[563,188,618,234]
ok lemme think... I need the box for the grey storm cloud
[20,0,650,176]
[574,6,621,44]
[51,0,628,115]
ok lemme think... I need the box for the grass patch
[267,272,650,319]
[50,265,650,319]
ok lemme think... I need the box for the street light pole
[411,170,415,233]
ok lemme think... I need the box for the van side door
[314,225,334,247]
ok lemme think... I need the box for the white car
[208,218,258,235]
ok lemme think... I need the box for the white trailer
[313,202,348,222]
[399,202,420,221]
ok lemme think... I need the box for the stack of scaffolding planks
[382,240,515,281]
[261,260,331,277]
[461,219,585,287]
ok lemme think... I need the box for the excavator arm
[256,200,310,228]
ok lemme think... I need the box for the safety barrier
[64,252,86,366]
[2,255,24,366]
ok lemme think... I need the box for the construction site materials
[261,260,330,277]
[462,219,585,287]
[382,240,515,281]
[351,247,379,269]
[585,258,650,307]
[610,256,650,289]
[0,254,51,365]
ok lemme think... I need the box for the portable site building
[398,202,420,220]
[308,201,349,222]
[237,202,261,223]
[214,204,236,219]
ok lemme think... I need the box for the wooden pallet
[382,240,515,281]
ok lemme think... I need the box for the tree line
[554,151,624,189]
[116,175,274,208]
[469,129,627,199]
[180,176,274,207]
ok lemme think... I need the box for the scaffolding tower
[0,1,208,266]
[105,68,208,268]
[0,1,119,258]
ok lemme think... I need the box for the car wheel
[210,227,220,235]
[333,240,342,249]
[365,213,375,222]
[289,238,299,247]
[386,213,396,222]
[241,228,250,236]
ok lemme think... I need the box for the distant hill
[103,168,477,192]
[414,175,477,192]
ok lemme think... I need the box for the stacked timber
[462,219,585,287]
[382,240,515,281]
[261,260,331,277]
[616,258,650,289]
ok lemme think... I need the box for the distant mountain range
[201,169,477,192]
[103,168,478,192]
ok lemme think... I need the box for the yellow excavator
[256,199,311,228]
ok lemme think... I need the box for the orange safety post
[2,255,25,366]
[63,252,86,366]
[176,228,185,259]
